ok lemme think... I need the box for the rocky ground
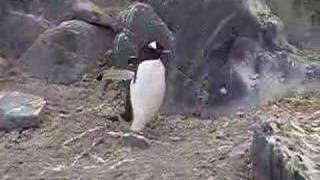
[0,66,319,180]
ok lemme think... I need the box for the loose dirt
[0,67,319,180]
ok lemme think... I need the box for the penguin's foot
[193,105,203,117]
[128,128,144,136]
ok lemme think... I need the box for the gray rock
[122,133,150,149]
[268,0,320,50]
[0,0,127,30]
[0,91,46,130]
[300,26,320,51]
[0,11,52,57]
[304,62,320,82]
[1,0,70,24]
[251,120,320,180]
[70,0,121,32]
[18,20,115,84]
[101,69,134,81]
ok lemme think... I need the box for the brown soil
[0,66,319,180]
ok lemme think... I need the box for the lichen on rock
[251,118,320,180]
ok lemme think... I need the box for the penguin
[124,41,171,132]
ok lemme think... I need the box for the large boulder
[69,0,125,32]
[0,91,46,131]
[0,11,52,57]
[0,0,126,57]
[251,119,320,180]
[18,20,115,84]
[111,0,299,116]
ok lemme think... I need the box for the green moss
[248,0,282,25]
[267,118,320,179]
[297,49,320,62]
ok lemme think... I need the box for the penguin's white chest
[129,59,166,132]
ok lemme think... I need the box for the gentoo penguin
[125,41,171,132]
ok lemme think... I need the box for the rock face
[18,20,114,84]
[0,92,46,130]
[251,120,320,180]
[267,0,320,50]
[0,11,52,57]
[111,0,299,116]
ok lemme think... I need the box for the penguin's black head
[128,41,171,66]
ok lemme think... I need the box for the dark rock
[251,120,320,180]
[111,2,174,68]
[18,20,115,84]
[229,37,261,92]
[0,91,46,131]
[0,11,52,57]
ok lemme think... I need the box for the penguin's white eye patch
[148,41,157,50]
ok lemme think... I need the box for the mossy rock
[251,119,320,180]
[111,2,174,68]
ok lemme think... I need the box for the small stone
[122,133,150,149]
[314,111,320,116]
[219,87,228,95]
[169,136,182,141]
[236,111,245,118]
[0,91,46,130]
[251,73,260,80]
